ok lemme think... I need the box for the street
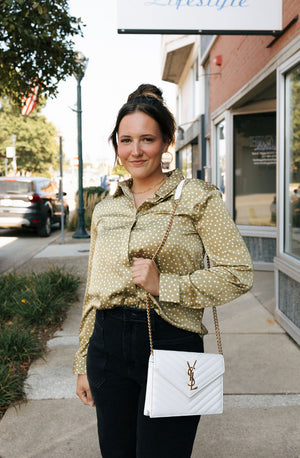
[0,226,62,274]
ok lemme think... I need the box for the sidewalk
[0,231,299,458]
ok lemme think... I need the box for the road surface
[0,226,63,274]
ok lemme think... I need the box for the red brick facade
[209,0,300,114]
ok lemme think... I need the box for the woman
[74,84,253,458]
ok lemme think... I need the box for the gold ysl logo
[187,361,198,391]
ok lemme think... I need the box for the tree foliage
[0,98,59,175]
[0,0,84,104]
[112,164,128,177]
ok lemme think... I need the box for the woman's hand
[76,374,95,407]
[131,257,160,296]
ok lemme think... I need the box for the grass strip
[0,267,80,419]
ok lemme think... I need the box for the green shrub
[0,323,43,365]
[0,273,29,322]
[41,266,81,297]
[0,268,80,327]
[0,267,80,418]
[68,186,108,231]
[0,363,26,417]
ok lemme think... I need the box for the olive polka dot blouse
[73,169,253,374]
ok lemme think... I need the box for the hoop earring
[161,151,173,164]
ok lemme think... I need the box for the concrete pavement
[0,231,299,457]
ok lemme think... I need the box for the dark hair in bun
[127,84,164,103]
[109,84,176,161]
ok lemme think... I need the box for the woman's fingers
[76,374,95,407]
[131,257,160,295]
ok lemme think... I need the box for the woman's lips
[130,160,146,166]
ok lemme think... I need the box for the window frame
[231,105,277,239]
[277,51,300,273]
[212,112,231,211]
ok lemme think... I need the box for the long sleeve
[159,186,253,309]
[73,169,254,362]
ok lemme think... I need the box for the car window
[0,180,32,194]
[41,180,58,194]
[40,180,51,192]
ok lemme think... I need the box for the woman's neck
[131,173,167,209]
[131,173,166,195]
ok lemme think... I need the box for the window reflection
[285,64,300,260]
[178,145,192,178]
[234,113,276,226]
[216,120,226,201]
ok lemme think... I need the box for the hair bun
[127,84,164,104]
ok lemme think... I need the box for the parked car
[0,176,69,237]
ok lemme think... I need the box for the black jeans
[87,307,204,458]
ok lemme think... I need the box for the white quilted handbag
[144,349,224,418]
[143,180,225,418]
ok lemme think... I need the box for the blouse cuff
[159,273,180,303]
[72,352,87,375]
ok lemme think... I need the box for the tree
[112,164,128,177]
[0,97,59,175]
[0,0,84,104]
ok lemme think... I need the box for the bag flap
[152,349,225,398]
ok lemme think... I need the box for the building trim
[238,226,277,238]
[274,268,300,346]
[211,34,300,121]
[274,256,300,284]
[200,35,217,65]
[276,49,300,267]
[253,262,274,271]
[275,309,300,346]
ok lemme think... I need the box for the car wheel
[38,214,51,237]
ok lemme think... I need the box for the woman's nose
[132,141,142,156]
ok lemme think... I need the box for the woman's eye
[143,137,154,142]
[120,138,130,143]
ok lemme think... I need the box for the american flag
[21,85,39,116]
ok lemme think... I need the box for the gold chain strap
[146,200,178,355]
[213,305,223,355]
[145,193,223,357]
[205,255,223,355]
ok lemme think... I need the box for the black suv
[0,177,69,236]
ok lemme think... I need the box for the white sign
[118,0,282,34]
[6,147,15,158]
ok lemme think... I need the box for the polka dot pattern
[73,169,253,374]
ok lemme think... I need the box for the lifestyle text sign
[117,0,282,34]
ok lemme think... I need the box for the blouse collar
[114,169,185,201]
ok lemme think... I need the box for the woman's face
[117,111,168,181]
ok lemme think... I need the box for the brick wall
[209,0,300,114]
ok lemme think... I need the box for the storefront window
[284,64,300,260]
[234,113,276,226]
[193,57,201,118]
[178,145,192,178]
[216,120,226,202]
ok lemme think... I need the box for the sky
[43,0,176,170]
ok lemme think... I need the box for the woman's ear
[163,140,170,153]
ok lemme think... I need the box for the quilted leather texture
[144,349,225,418]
